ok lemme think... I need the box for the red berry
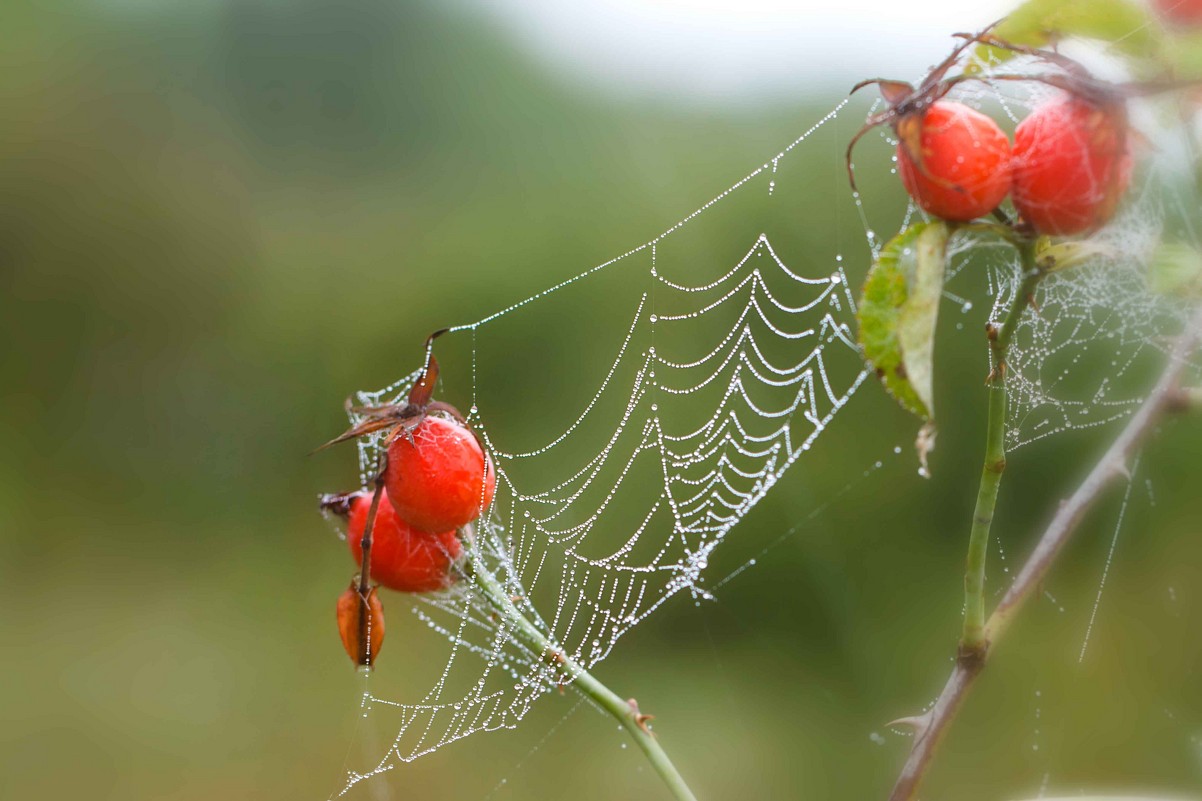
[1155,0,1202,26]
[1012,97,1132,237]
[896,101,1012,222]
[385,416,496,532]
[347,490,462,593]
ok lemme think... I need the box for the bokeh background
[1,1,1200,799]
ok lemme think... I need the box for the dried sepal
[319,491,358,518]
[336,581,385,668]
[845,21,1001,191]
[407,328,449,407]
[315,329,468,453]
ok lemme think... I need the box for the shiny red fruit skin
[1155,0,1202,26]
[896,101,1012,222]
[385,416,496,532]
[348,490,462,593]
[1012,97,1132,237]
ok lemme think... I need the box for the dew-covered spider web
[325,45,1202,799]
[328,103,879,796]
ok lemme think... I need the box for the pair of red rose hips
[896,96,1131,236]
[340,415,496,594]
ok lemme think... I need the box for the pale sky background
[469,0,1016,101]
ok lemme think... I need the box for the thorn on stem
[1027,292,1043,316]
[886,714,931,737]
[627,698,656,735]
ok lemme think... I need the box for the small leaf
[1149,242,1202,296]
[970,0,1159,70]
[1164,29,1202,80]
[858,222,951,420]
[1034,239,1116,273]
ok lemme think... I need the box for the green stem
[463,525,699,801]
[960,245,1041,655]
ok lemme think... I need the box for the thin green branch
[462,524,699,801]
[960,244,1042,654]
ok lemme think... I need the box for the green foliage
[1149,242,1202,296]
[856,222,951,420]
[972,0,1160,67]
[1034,238,1115,273]
[1164,28,1202,78]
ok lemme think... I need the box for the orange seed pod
[336,582,385,668]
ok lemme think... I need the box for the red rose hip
[384,416,495,532]
[347,489,462,593]
[1154,0,1202,26]
[1012,96,1132,236]
[896,101,1012,222]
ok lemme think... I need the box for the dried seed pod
[336,582,385,668]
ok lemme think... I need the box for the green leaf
[1164,29,1202,80]
[857,222,951,420]
[1149,242,1202,297]
[970,0,1159,70]
[1034,238,1116,273]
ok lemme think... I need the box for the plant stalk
[960,246,1042,654]
[888,305,1202,801]
[462,524,699,801]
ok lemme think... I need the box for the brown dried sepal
[336,581,385,668]
[314,329,474,452]
[845,21,1002,192]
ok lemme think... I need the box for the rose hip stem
[461,523,699,801]
[354,458,388,665]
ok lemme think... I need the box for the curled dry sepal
[844,21,1001,197]
[316,328,468,451]
[336,581,385,668]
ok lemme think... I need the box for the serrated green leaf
[1149,242,1202,296]
[857,222,951,420]
[969,0,1159,70]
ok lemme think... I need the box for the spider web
[970,75,1199,450]
[327,47,1201,799]
[327,103,875,797]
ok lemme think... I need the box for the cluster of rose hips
[848,34,1137,237]
[320,333,496,667]
[897,94,1129,235]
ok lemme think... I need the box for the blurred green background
[1,1,1200,799]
